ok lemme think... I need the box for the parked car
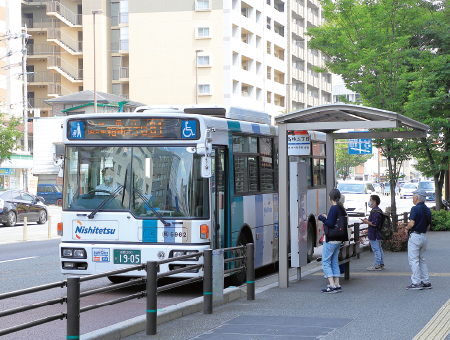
[0,190,48,227]
[383,182,400,196]
[337,181,375,216]
[418,180,436,201]
[400,183,418,199]
[37,184,63,206]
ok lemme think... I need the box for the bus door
[212,147,227,250]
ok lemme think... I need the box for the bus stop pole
[278,123,289,288]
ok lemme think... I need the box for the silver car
[338,181,375,216]
[400,183,418,199]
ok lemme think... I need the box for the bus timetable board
[68,118,199,140]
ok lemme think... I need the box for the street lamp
[285,83,292,113]
[195,49,203,104]
[92,9,103,113]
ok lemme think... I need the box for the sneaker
[380,264,385,270]
[321,286,337,293]
[334,285,342,293]
[367,265,382,271]
[421,281,432,289]
[406,283,423,290]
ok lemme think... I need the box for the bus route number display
[68,118,198,140]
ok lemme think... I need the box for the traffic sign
[348,138,372,154]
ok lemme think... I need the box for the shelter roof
[275,104,428,132]
[44,90,146,107]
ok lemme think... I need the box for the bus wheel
[108,276,131,284]
[307,223,314,263]
[229,233,247,286]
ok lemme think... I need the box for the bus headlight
[62,249,73,257]
[61,248,87,259]
[173,251,185,258]
[170,250,200,260]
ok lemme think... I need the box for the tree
[404,10,450,210]
[0,112,23,163]
[335,140,372,180]
[307,0,435,221]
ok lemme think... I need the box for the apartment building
[287,0,332,111]
[20,0,287,118]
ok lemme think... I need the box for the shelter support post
[325,133,335,212]
[278,122,289,288]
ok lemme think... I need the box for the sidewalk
[117,231,450,340]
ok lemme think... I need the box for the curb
[83,245,370,340]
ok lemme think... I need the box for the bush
[381,227,409,252]
[431,210,450,231]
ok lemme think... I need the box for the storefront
[0,154,33,190]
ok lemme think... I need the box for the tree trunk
[434,170,445,211]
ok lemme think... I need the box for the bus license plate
[113,249,141,264]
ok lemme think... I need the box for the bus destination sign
[68,118,198,140]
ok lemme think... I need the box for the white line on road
[0,256,39,264]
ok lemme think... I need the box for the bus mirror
[201,156,212,178]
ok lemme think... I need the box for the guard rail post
[146,261,158,335]
[354,223,360,259]
[246,243,255,301]
[48,215,52,238]
[203,249,213,314]
[23,217,27,241]
[67,276,80,339]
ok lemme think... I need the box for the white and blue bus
[58,106,326,284]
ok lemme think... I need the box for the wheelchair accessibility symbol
[182,121,197,139]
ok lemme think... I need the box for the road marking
[313,272,450,277]
[0,256,39,264]
[414,298,450,340]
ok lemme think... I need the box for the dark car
[37,184,63,206]
[0,190,48,227]
[418,181,436,201]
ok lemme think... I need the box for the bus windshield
[63,146,209,218]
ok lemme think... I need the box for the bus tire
[229,233,247,286]
[108,276,131,284]
[307,223,314,263]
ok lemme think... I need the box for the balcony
[111,40,129,53]
[119,67,129,81]
[27,71,61,84]
[27,44,61,57]
[111,16,119,27]
[47,56,83,82]
[48,83,72,97]
[119,12,129,24]
[28,98,52,109]
[22,0,46,5]
[46,1,82,27]
[47,28,82,55]
[22,18,60,30]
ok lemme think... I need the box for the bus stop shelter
[275,104,429,288]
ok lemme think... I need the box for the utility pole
[22,25,28,190]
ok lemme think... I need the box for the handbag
[325,207,347,238]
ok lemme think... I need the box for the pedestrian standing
[398,189,432,290]
[318,189,348,294]
[362,195,385,270]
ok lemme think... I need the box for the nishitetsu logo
[75,220,116,239]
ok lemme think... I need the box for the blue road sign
[348,138,372,154]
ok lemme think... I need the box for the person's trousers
[322,242,341,278]
[408,233,429,285]
[370,240,384,266]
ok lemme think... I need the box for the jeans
[408,233,429,285]
[322,242,341,278]
[370,240,384,266]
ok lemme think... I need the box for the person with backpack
[362,194,385,271]
[398,189,432,290]
[318,189,349,294]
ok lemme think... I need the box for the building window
[197,0,210,10]
[199,84,211,95]
[197,27,211,38]
[198,55,210,66]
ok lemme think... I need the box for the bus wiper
[133,188,171,227]
[88,184,124,219]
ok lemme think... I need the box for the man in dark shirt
[362,195,384,270]
[399,189,432,290]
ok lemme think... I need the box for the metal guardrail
[0,244,256,338]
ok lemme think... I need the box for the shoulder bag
[325,207,347,238]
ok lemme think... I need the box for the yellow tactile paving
[414,298,450,340]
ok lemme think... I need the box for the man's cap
[412,189,427,196]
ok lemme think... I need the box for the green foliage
[335,140,372,180]
[381,227,409,252]
[430,210,450,231]
[0,112,23,163]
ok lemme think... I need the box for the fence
[0,244,255,338]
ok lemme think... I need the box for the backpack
[370,210,394,241]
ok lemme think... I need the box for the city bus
[58,106,326,284]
